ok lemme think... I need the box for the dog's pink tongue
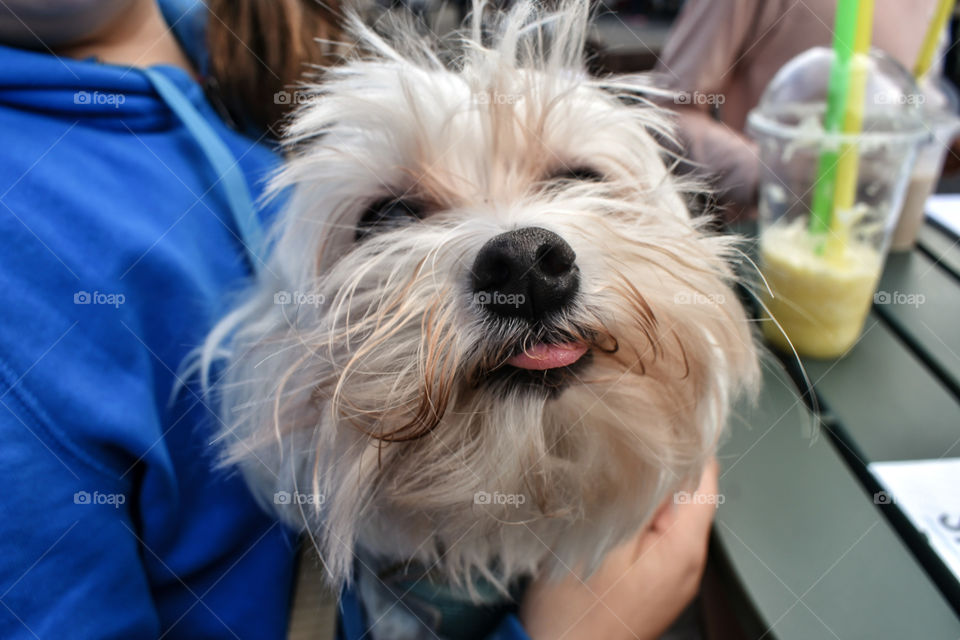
[507,343,588,370]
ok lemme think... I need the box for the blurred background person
[655,0,953,219]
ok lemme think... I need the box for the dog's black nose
[471,227,579,320]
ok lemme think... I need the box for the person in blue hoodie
[0,1,722,638]
[0,1,300,638]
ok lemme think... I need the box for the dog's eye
[546,166,606,184]
[356,197,423,240]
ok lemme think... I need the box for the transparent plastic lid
[917,73,960,136]
[747,46,929,145]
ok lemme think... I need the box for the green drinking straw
[809,0,860,236]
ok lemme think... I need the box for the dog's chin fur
[199,0,759,600]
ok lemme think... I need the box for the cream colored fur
[199,0,760,618]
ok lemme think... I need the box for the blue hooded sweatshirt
[0,23,295,640]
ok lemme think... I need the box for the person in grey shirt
[656,0,947,218]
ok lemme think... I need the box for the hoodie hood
[0,44,203,130]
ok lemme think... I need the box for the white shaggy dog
[200,2,759,637]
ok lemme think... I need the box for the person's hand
[519,459,719,640]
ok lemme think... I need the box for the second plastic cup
[891,76,960,251]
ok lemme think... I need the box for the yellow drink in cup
[760,219,882,359]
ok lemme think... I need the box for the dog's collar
[370,561,526,640]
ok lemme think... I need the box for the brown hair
[206,0,348,136]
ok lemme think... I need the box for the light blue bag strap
[142,67,265,274]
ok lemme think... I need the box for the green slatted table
[714,221,960,639]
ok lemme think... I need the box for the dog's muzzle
[470,226,579,321]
